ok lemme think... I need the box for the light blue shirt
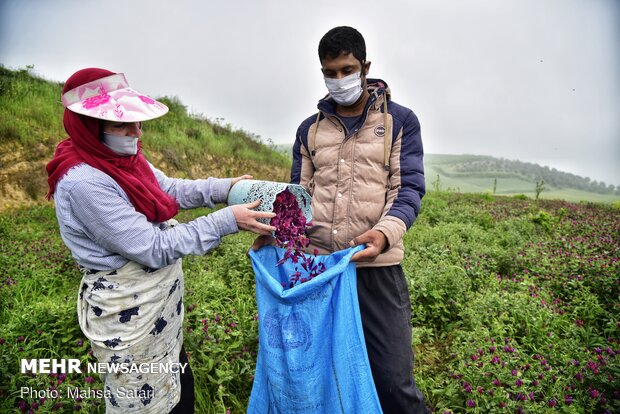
[54,162,238,271]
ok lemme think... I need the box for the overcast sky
[1,0,619,186]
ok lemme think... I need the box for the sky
[1,0,619,186]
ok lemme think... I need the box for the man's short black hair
[318,26,366,65]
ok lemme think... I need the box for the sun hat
[61,73,168,122]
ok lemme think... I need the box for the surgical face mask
[324,72,363,106]
[101,133,139,156]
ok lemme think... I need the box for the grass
[0,192,618,413]
[0,66,291,208]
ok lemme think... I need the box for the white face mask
[324,72,363,106]
[102,133,139,156]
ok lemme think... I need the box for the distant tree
[493,177,497,194]
[535,180,545,200]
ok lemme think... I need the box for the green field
[1,192,618,413]
[1,65,619,413]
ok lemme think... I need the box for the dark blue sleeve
[291,115,316,185]
[387,110,425,228]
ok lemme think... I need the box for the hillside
[0,66,291,210]
[275,147,619,203]
[425,154,619,203]
[1,66,617,207]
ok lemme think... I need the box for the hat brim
[62,73,169,122]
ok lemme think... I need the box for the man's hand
[350,229,388,262]
[231,174,253,186]
[251,235,277,251]
[231,200,276,235]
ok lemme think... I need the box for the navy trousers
[357,265,430,414]
[169,346,194,413]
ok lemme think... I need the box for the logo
[374,125,385,137]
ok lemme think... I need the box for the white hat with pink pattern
[61,73,168,122]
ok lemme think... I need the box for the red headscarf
[46,68,179,222]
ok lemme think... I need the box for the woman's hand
[231,200,276,235]
[231,174,253,186]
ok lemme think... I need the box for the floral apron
[77,258,185,413]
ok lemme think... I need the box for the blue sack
[247,245,382,414]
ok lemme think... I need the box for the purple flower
[548,399,557,407]
[564,394,573,405]
[515,379,523,387]
[466,399,476,408]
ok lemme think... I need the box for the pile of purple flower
[271,189,325,288]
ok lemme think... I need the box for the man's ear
[364,61,371,76]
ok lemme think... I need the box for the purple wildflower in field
[466,399,476,408]
[564,394,573,405]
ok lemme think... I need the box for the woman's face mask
[101,121,142,156]
[324,72,363,106]
[101,133,139,156]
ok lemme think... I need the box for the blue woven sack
[247,245,382,414]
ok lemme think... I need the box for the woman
[46,68,275,413]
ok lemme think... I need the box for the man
[291,26,429,413]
